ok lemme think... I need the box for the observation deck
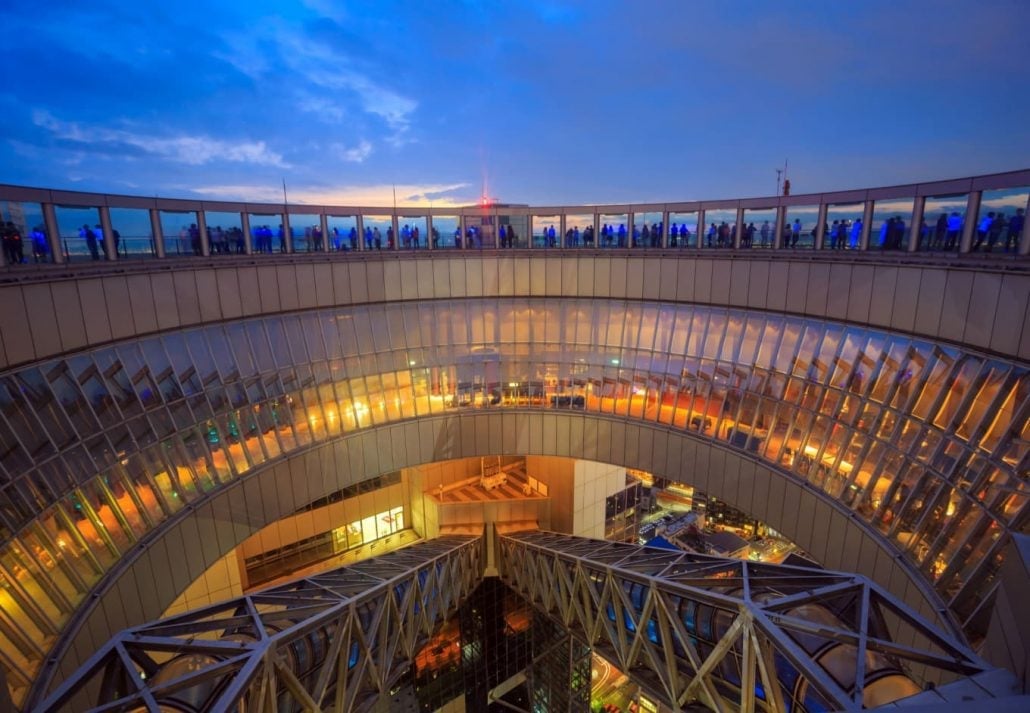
[0,172,1027,709]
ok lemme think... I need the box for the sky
[1,0,1029,208]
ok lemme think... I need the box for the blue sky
[1,0,1028,207]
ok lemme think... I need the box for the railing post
[773,205,785,249]
[734,207,744,249]
[391,214,399,250]
[814,203,827,249]
[594,212,602,249]
[559,214,566,249]
[959,191,982,253]
[43,203,65,264]
[281,212,293,254]
[661,210,670,248]
[697,209,706,249]
[1019,193,1030,256]
[240,212,253,255]
[859,200,874,251]
[356,215,365,250]
[426,214,435,251]
[196,210,210,257]
[99,206,117,261]
[320,213,330,253]
[149,208,165,258]
[908,196,926,252]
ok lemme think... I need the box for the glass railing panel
[824,203,863,250]
[668,211,698,248]
[783,205,819,249]
[972,186,1028,254]
[327,214,359,251]
[362,215,392,250]
[922,194,967,252]
[498,214,528,248]
[288,213,323,253]
[431,215,458,249]
[248,213,284,254]
[158,210,198,257]
[532,215,560,248]
[397,216,428,250]
[701,208,735,248]
[1,200,49,265]
[202,210,243,256]
[107,207,155,260]
[742,208,776,249]
[565,213,594,247]
[632,211,662,249]
[55,205,103,262]
[465,213,495,249]
[869,198,914,251]
[599,213,626,248]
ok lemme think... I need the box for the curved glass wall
[0,299,1026,705]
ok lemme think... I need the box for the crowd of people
[0,205,1026,265]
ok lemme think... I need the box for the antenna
[775,168,783,197]
[282,177,288,206]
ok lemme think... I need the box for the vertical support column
[959,191,982,253]
[814,203,827,249]
[320,213,330,253]
[459,215,467,250]
[773,205,785,250]
[559,214,566,249]
[196,210,210,257]
[391,214,400,250]
[594,212,601,249]
[281,212,292,254]
[426,214,435,251]
[661,210,670,248]
[99,205,117,261]
[627,212,634,249]
[697,209,706,249]
[908,196,926,252]
[355,215,365,250]
[241,212,253,255]
[859,200,874,251]
[734,206,744,249]
[1019,194,1030,256]
[149,208,165,259]
[43,203,65,263]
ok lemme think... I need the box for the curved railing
[1,170,1028,269]
[0,297,1026,707]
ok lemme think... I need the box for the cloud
[189,181,472,207]
[332,140,373,163]
[33,110,290,168]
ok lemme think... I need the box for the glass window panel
[784,205,819,249]
[55,205,103,263]
[869,198,914,251]
[973,187,1028,253]
[431,215,459,249]
[632,211,662,249]
[203,210,243,255]
[668,211,698,248]
[287,212,323,253]
[922,194,968,252]
[563,214,593,247]
[327,215,359,251]
[157,210,198,257]
[824,203,863,250]
[701,208,735,248]
[1,200,49,265]
[107,207,155,259]
[742,208,776,249]
[248,213,284,254]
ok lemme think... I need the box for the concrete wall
[38,411,953,705]
[1,253,1028,372]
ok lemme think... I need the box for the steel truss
[37,535,483,713]
[498,531,1004,713]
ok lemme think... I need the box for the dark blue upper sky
[2,0,1028,207]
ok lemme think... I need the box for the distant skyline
[1,0,1029,207]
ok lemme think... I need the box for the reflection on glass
[533,215,560,248]
[824,204,863,250]
[159,210,198,257]
[288,213,323,253]
[327,215,359,251]
[0,201,49,265]
[971,187,1028,254]
[743,208,777,249]
[633,212,662,249]
[248,213,284,254]
[55,205,103,263]
[0,299,1025,704]
[431,216,459,249]
[668,212,698,248]
[922,195,967,252]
